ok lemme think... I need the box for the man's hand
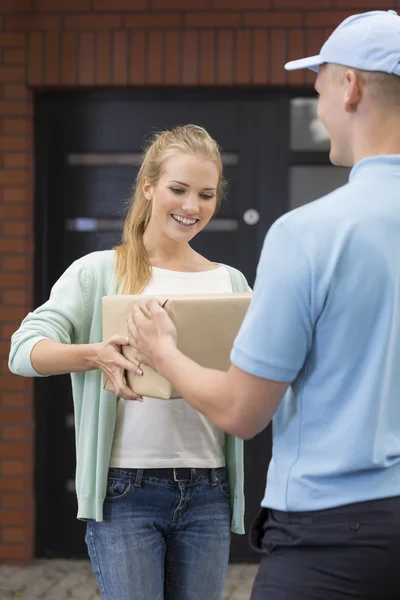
[128,300,178,374]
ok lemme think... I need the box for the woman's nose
[181,194,200,214]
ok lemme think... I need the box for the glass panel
[290,98,330,151]
[66,152,239,167]
[65,217,239,233]
[290,166,351,210]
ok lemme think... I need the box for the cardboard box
[102,292,252,399]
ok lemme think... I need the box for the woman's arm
[9,259,142,400]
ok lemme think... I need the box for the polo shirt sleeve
[231,220,314,382]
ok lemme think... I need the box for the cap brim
[284,55,324,72]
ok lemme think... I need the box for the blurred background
[0,0,390,570]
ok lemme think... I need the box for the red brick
[147,31,163,85]
[0,444,30,460]
[0,510,25,525]
[1,494,25,508]
[94,0,148,9]
[0,137,27,151]
[0,544,29,561]
[0,271,27,285]
[252,29,268,84]
[0,171,27,185]
[0,102,27,117]
[3,85,28,100]
[199,30,215,85]
[164,31,180,85]
[1,324,20,340]
[95,32,111,85]
[235,30,251,84]
[0,476,26,492]
[3,154,29,169]
[65,14,122,29]
[0,67,25,83]
[78,33,94,85]
[182,31,198,86]
[2,257,27,272]
[184,11,240,28]
[3,120,28,137]
[2,221,28,237]
[0,35,26,48]
[124,12,182,28]
[153,0,208,8]
[112,31,128,85]
[6,15,61,31]
[1,0,31,10]
[2,528,25,543]
[0,394,29,409]
[0,308,28,324]
[0,409,26,423]
[2,188,28,203]
[4,49,25,66]
[214,0,269,6]
[0,342,11,357]
[35,0,91,9]
[61,32,78,86]
[130,31,146,84]
[216,30,234,85]
[44,32,60,85]
[27,32,44,86]
[2,460,31,477]
[305,10,355,27]
[333,0,381,6]
[273,0,329,6]
[287,29,305,84]
[270,30,287,84]
[243,11,302,27]
[1,424,31,442]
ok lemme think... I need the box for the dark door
[34,90,289,561]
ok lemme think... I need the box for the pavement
[0,560,258,600]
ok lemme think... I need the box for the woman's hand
[128,300,178,375]
[90,335,143,401]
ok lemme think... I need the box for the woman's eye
[170,187,184,195]
[201,194,214,201]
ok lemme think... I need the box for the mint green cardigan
[8,250,250,534]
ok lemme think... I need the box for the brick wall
[0,0,396,565]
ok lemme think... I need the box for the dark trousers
[249,496,400,600]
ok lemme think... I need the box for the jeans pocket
[216,472,231,500]
[105,474,132,501]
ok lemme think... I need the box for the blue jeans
[86,467,232,600]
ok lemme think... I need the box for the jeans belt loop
[134,469,144,488]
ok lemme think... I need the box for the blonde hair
[115,124,227,294]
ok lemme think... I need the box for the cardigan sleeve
[8,259,91,377]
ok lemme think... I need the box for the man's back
[233,155,400,511]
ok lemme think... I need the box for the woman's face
[143,153,219,243]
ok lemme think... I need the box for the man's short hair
[330,63,400,110]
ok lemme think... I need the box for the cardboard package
[102,292,252,399]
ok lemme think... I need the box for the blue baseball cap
[285,10,400,75]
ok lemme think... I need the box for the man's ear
[344,69,362,112]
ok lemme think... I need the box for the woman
[9,124,250,600]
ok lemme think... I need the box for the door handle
[243,209,259,225]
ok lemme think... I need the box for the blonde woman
[9,125,250,600]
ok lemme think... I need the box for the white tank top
[110,265,232,468]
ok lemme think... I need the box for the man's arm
[130,305,289,439]
[131,220,314,438]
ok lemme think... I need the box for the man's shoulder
[280,182,351,231]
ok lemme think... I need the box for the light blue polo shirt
[231,155,400,512]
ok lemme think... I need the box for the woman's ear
[143,179,154,200]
